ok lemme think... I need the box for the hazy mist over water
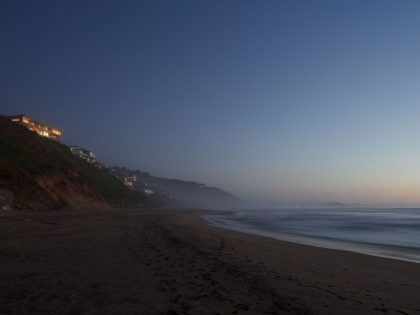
[204,208,420,263]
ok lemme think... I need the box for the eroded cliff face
[1,162,111,210]
[35,173,110,209]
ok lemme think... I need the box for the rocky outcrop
[0,190,13,210]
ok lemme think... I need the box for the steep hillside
[109,167,239,209]
[0,117,151,209]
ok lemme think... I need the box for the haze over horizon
[2,0,420,204]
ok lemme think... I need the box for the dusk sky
[2,0,420,204]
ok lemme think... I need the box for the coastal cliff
[109,166,239,209]
[0,117,149,209]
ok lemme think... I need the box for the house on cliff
[8,114,62,141]
[68,146,97,164]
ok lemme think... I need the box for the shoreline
[202,213,420,264]
[1,208,420,314]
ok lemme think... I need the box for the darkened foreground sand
[1,209,419,315]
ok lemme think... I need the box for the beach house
[68,146,97,164]
[8,114,62,141]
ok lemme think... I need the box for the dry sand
[1,209,419,314]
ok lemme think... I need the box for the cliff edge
[0,117,149,209]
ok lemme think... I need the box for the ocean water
[203,208,420,263]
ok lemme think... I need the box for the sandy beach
[1,209,419,315]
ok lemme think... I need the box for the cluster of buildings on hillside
[8,113,100,167]
[108,167,155,195]
[125,177,154,195]
[8,113,152,193]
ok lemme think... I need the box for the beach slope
[1,209,419,314]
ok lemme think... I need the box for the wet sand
[1,209,419,314]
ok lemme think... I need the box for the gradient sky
[2,0,420,204]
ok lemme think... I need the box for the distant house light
[68,146,97,164]
[123,175,137,189]
[144,189,154,195]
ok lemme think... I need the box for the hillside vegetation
[110,167,239,209]
[0,117,151,209]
